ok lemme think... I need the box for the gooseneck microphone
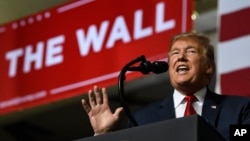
[118,55,168,127]
[128,59,168,74]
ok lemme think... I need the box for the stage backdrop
[0,0,193,115]
[217,0,250,97]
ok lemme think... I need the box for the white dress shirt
[173,87,206,118]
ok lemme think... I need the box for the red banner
[0,0,193,115]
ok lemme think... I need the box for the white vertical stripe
[219,0,250,15]
[181,0,187,32]
[216,0,250,94]
[218,35,250,74]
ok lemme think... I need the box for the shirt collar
[173,87,207,108]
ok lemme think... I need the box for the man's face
[168,38,212,94]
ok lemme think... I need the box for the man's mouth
[176,65,189,74]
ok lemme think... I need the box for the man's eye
[187,49,197,54]
[170,51,179,55]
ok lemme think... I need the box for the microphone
[118,55,168,126]
[128,60,168,74]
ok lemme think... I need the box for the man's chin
[174,81,193,89]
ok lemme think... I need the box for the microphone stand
[118,55,168,127]
[118,55,146,127]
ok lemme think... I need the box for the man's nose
[177,51,187,61]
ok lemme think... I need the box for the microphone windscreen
[151,61,168,74]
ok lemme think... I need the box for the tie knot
[184,95,197,103]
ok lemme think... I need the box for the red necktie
[184,95,197,116]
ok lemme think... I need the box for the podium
[75,115,226,141]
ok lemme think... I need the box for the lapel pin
[211,105,217,109]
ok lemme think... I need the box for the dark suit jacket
[132,88,250,141]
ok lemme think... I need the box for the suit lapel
[156,90,223,126]
[158,94,176,120]
[201,89,222,127]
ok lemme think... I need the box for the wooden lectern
[75,115,226,141]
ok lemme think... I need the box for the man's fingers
[113,107,124,118]
[88,89,96,107]
[87,85,107,108]
[102,87,109,104]
[94,85,102,104]
[81,99,91,113]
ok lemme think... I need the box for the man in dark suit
[81,32,250,141]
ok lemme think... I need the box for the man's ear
[205,62,214,75]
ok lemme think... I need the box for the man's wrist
[93,129,111,136]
